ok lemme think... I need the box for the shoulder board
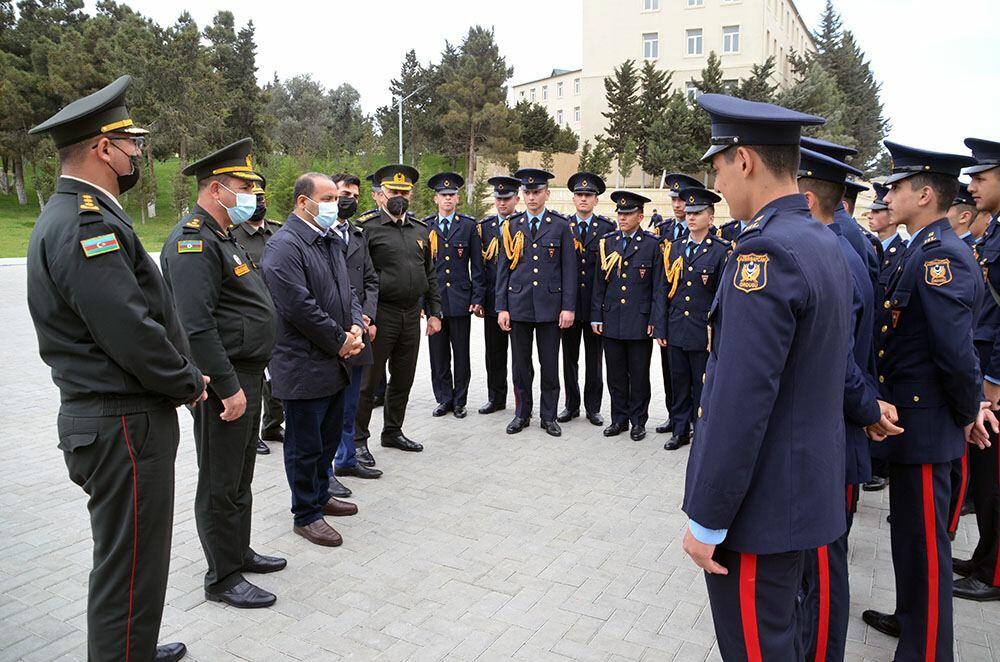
[480,214,498,224]
[602,230,618,239]
[356,209,379,223]
[722,218,740,228]
[421,213,436,224]
[595,214,610,222]
[456,212,476,222]
[547,209,568,220]
[410,214,427,227]
[181,216,205,235]
[641,230,659,240]
[920,231,942,251]
[77,192,102,216]
[510,211,527,221]
[265,218,283,227]
[738,207,778,241]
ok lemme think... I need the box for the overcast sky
[92,0,997,154]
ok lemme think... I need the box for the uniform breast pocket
[886,289,913,333]
[698,265,716,286]
[632,261,653,280]
[453,241,469,260]
[544,241,561,262]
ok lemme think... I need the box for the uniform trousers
[966,426,1000,586]
[659,344,674,423]
[561,320,603,415]
[427,314,471,408]
[509,320,561,421]
[483,315,509,406]
[668,346,709,437]
[948,445,971,538]
[283,392,346,527]
[602,337,652,427]
[260,377,284,441]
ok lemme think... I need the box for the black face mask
[338,197,358,220]
[249,195,267,224]
[108,143,141,194]
[386,195,409,217]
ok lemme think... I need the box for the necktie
[579,220,588,244]
[686,241,694,258]
[339,225,349,250]
[620,234,629,253]
[441,218,449,236]
[531,218,539,238]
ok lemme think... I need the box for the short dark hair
[293,172,329,203]
[331,173,361,188]
[952,202,977,216]
[907,173,959,213]
[198,174,225,192]
[798,178,845,217]
[57,140,91,166]
[724,144,800,179]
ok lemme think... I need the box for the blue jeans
[282,393,345,527]
[332,364,365,471]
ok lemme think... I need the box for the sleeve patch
[80,232,120,258]
[924,258,952,286]
[733,253,769,293]
[177,239,203,254]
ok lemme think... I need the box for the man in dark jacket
[263,173,364,548]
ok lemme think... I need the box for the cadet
[948,182,978,248]
[647,207,663,230]
[660,187,730,451]
[796,147,901,661]
[591,191,666,440]
[680,94,851,660]
[160,138,284,610]
[560,172,614,427]
[230,176,285,456]
[717,216,746,242]
[954,137,1000,602]
[353,165,443,457]
[423,172,484,418]
[26,76,201,662]
[862,141,983,660]
[496,168,577,437]
[478,176,521,414]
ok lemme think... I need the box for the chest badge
[733,253,769,293]
[701,274,709,285]
[639,267,647,279]
[924,258,952,287]
[891,310,901,328]
[457,246,464,259]
[548,246,556,259]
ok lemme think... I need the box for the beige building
[512,0,815,147]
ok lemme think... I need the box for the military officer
[361,173,388,410]
[660,187,731,451]
[26,76,201,662]
[230,175,285,456]
[160,139,284,610]
[478,176,521,414]
[680,94,852,660]
[354,165,443,457]
[861,141,984,660]
[591,191,666,440]
[953,137,1000,602]
[496,168,577,437]
[422,172,484,418]
[560,172,614,427]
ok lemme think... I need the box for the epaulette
[421,213,436,224]
[479,214,498,224]
[456,212,476,222]
[920,230,942,251]
[595,214,610,222]
[602,229,619,239]
[181,216,204,235]
[77,193,102,221]
[410,213,427,227]
[356,209,379,224]
[721,218,740,229]
[737,207,777,241]
[264,218,283,227]
[641,230,659,240]
[509,211,527,222]
[546,209,568,221]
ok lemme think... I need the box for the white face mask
[219,183,257,225]
[306,198,339,229]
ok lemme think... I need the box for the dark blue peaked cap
[884,140,977,185]
[427,171,464,194]
[513,168,554,191]
[954,182,975,206]
[964,138,1000,175]
[798,147,864,185]
[487,175,521,199]
[610,190,651,213]
[697,93,825,161]
[664,173,704,197]
[679,187,722,213]
[870,181,889,211]
[844,180,868,199]
[567,172,606,195]
[800,136,858,163]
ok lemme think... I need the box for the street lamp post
[394,85,426,164]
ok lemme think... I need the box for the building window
[686,82,700,101]
[643,0,660,9]
[519,90,525,98]
[574,106,581,122]
[574,77,581,94]
[686,29,703,55]
[723,25,740,53]
[542,85,548,100]
[643,32,659,59]
[529,88,536,102]
[557,81,563,97]
[556,109,564,125]
[687,0,704,6]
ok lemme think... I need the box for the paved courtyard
[1,257,998,662]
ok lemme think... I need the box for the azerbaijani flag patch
[80,233,119,258]
[178,239,203,254]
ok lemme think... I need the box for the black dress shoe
[953,557,974,577]
[541,420,562,437]
[255,439,270,455]
[242,551,287,574]
[586,412,604,426]
[506,416,529,434]
[433,402,453,417]
[206,579,276,609]
[355,446,376,467]
[630,426,646,441]
[261,428,283,443]
[453,406,467,419]
[655,420,672,434]
[328,476,352,498]
[953,575,1000,601]
[478,401,506,414]
[664,433,690,451]
[603,421,627,437]
[155,642,187,662]
[335,463,383,479]
[861,610,900,638]
[382,434,423,452]
[557,408,579,423]
[862,476,887,491]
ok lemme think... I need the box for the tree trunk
[0,154,9,195]
[13,153,27,205]
[466,128,476,206]
[37,189,46,209]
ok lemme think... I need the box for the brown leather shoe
[293,519,342,547]
[322,497,358,517]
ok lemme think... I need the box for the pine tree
[579,139,613,179]
[600,59,641,169]
[830,30,888,170]
[638,60,673,175]
[774,61,852,147]
[813,0,842,56]
[737,56,777,102]
[645,91,704,179]
[690,51,726,95]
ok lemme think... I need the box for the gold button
[621,285,627,291]
[883,301,891,309]
[446,282,451,287]
[688,266,693,271]
[444,243,449,248]
[686,281,692,286]
[445,256,450,261]
[533,243,538,248]
[623,261,629,266]
[533,268,538,273]
[621,298,626,304]
[582,271,586,276]
[878,350,885,358]
[878,375,884,383]
[881,325,888,333]
[684,311,690,317]
[913,395,920,402]
[685,296,691,302]
[533,255,539,261]
[445,269,451,274]
[533,280,538,286]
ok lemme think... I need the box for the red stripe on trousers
[814,545,831,662]
[739,553,763,662]
[120,416,139,662]
[920,464,939,662]
[846,484,854,514]
[949,448,968,534]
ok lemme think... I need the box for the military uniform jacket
[230,218,282,265]
[682,194,852,554]
[974,216,1000,376]
[27,177,204,413]
[496,210,577,323]
[654,217,688,242]
[336,221,379,367]
[663,235,730,351]
[718,219,744,242]
[478,214,509,317]
[423,213,485,317]
[590,230,667,340]
[877,234,907,307]
[161,206,277,400]
[874,219,983,465]
[568,213,616,323]
[357,208,442,316]
[835,208,879,288]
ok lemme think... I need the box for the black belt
[60,394,174,416]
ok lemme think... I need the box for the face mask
[386,195,409,217]
[108,143,141,194]
[338,197,358,220]
[219,183,257,225]
[307,198,339,229]
[249,194,267,224]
